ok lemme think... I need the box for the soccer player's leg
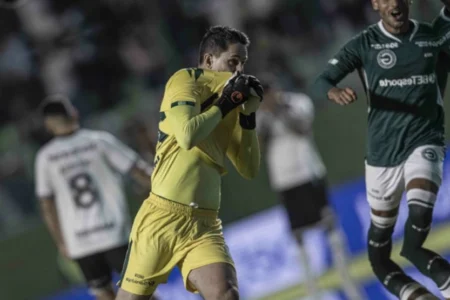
[75,252,115,300]
[312,180,363,300]
[116,198,182,300]
[105,245,160,300]
[280,182,323,299]
[366,163,433,299]
[179,219,237,300]
[401,145,450,299]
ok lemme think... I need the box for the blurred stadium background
[1,0,450,299]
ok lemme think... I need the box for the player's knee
[367,213,396,268]
[369,209,397,241]
[320,208,336,234]
[115,288,150,300]
[406,185,437,228]
[92,287,115,300]
[400,204,434,259]
[220,284,239,300]
[207,281,239,300]
[292,228,305,245]
[407,203,433,230]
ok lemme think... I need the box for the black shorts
[279,178,330,230]
[75,244,129,291]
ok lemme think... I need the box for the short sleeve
[98,132,138,174]
[35,150,53,198]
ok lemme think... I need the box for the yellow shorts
[118,193,235,296]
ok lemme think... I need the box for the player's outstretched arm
[311,36,362,106]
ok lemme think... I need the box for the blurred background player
[116,25,263,300]
[34,95,154,300]
[256,76,363,300]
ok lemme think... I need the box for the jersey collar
[440,7,450,22]
[377,19,419,43]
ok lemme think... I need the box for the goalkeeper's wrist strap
[239,112,256,129]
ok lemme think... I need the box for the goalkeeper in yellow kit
[116,26,263,300]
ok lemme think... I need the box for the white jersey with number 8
[35,129,138,259]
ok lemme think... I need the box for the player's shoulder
[36,140,55,162]
[412,20,434,36]
[166,68,214,87]
[80,129,117,144]
[340,25,376,49]
[432,7,450,28]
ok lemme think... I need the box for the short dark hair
[198,25,250,64]
[40,94,75,118]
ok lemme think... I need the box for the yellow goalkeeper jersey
[150,68,260,210]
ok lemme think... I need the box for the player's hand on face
[241,75,264,115]
[327,87,357,105]
[216,72,253,117]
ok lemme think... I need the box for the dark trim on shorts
[118,241,132,287]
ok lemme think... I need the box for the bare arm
[129,160,153,192]
[39,197,68,257]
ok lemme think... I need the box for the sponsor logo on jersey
[377,49,397,69]
[328,58,339,65]
[371,42,399,50]
[422,148,439,162]
[424,52,433,58]
[415,31,450,48]
[379,73,436,88]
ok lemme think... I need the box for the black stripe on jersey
[157,130,168,143]
[171,101,195,108]
[186,68,204,81]
[118,240,132,287]
[201,93,218,112]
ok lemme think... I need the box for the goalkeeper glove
[241,75,264,115]
[215,72,251,118]
[240,75,264,129]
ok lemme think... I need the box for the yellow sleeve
[226,124,261,179]
[164,70,222,150]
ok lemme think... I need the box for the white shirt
[257,92,326,191]
[35,129,138,259]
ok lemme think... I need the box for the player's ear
[203,53,214,70]
[371,0,379,10]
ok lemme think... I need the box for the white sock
[294,234,320,300]
[400,283,439,300]
[327,227,364,300]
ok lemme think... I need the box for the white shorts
[365,145,444,212]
